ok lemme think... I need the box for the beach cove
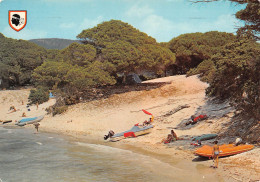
[1,75,259,182]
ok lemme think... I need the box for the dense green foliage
[188,0,260,122]
[77,20,156,47]
[206,39,260,119]
[0,33,47,88]
[33,43,116,92]
[77,20,176,77]
[168,31,236,74]
[32,20,176,104]
[28,87,49,105]
[52,106,68,116]
[187,59,216,83]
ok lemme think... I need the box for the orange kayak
[195,144,254,158]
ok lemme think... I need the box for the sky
[0,0,246,42]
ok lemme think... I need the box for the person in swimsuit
[33,123,40,133]
[212,140,220,168]
[171,130,178,141]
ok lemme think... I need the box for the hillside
[29,38,81,49]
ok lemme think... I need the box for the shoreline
[24,124,260,182]
[1,75,259,181]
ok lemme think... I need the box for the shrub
[28,87,49,105]
[52,106,68,116]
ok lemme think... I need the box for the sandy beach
[1,75,259,181]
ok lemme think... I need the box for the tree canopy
[77,20,157,48]
[77,20,176,77]
[33,20,176,96]
[0,33,47,88]
[33,43,116,92]
[168,31,236,73]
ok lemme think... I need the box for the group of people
[161,129,243,169]
[161,129,178,144]
[8,101,41,133]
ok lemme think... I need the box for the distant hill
[29,38,81,49]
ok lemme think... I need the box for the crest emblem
[9,10,27,32]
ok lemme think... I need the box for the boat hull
[16,115,44,126]
[195,144,254,158]
[192,134,218,141]
[110,125,154,141]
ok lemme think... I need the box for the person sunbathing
[161,130,178,144]
[8,106,18,113]
[186,114,208,125]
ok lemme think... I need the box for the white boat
[109,124,154,141]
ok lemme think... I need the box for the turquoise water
[0,126,220,182]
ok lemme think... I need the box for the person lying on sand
[8,106,19,113]
[186,114,208,125]
[161,134,175,144]
[191,140,202,146]
[22,112,26,117]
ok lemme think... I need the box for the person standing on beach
[34,123,40,133]
[212,140,220,168]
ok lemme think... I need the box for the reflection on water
[0,126,220,182]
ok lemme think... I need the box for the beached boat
[110,124,154,141]
[16,115,44,126]
[192,134,218,141]
[0,120,12,124]
[195,144,254,158]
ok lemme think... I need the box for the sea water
[0,126,220,182]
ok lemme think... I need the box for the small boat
[192,134,218,141]
[195,144,254,158]
[0,120,12,124]
[109,124,154,141]
[16,115,44,126]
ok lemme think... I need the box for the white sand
[1,75,259,181]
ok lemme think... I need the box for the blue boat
[16,115,44,126]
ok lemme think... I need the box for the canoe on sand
[0,120,12,124]
[192,134,218,141]
[16,115,44,126]
[110,124,154,141]
[195,144,254,158]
